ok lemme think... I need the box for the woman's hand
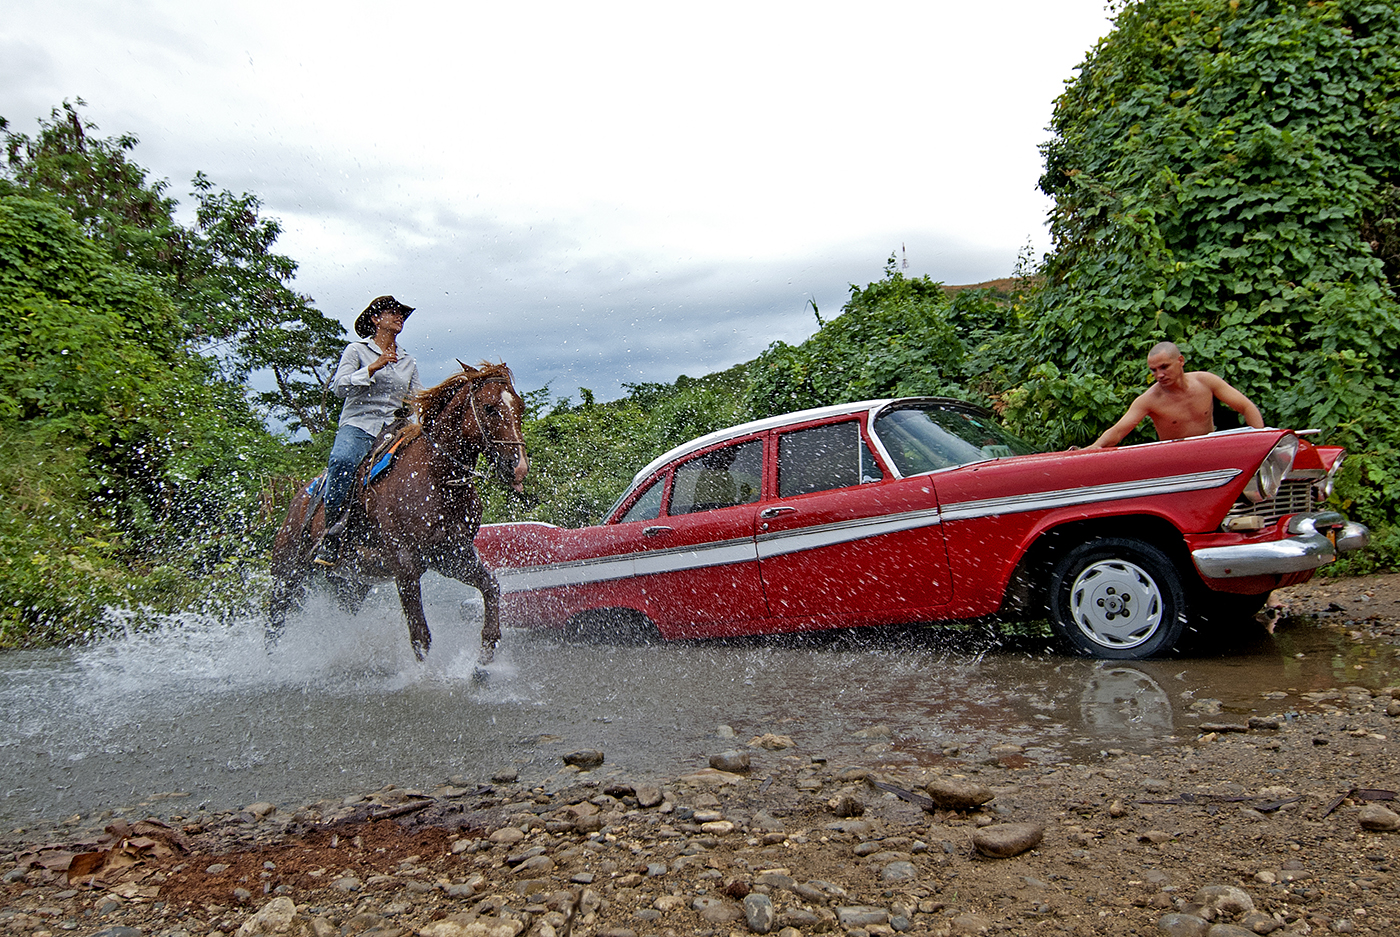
[368,347,398,376]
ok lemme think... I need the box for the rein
[420,375,525,487]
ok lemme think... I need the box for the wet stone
[836,906,890,927]
[881,861,918,883]
[1358,804,1400,831]
[1155,913,1209,937]
[709,750,751,773]
[744,893,775,934]
[563,750,604,769]
[634,783,663,807]
[925,778,994,810]
[1193,885,1255,915]
[1202,925,1254,937]
[972,822,1044,858]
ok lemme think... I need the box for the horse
[266,362,529,665]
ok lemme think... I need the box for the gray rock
[925,778,994,810]
[751,809,785,831]
[491,769,519,783]
[234,897,295,936]
[835,906,890,927]
[1357,803,1400,831]
[1240,912,1280,934]
[691,896,743,924]
[563,749,604,769]
[635,783,663,807]
[778,908,822,928]
[710,750,751,773]
[757,872,796,890]
[1204,925,1256,937]
[881,861,918,883]
[91,929,144,937]
[1156,913,1209,937]
[513,855,555,875]
[744,893,775,934]
[1194,885,1255,916]
[789,882,826,902]
[972,822,1044,858]
[331,876,361,892]
[831,794,864,817]
[949,913,992,935]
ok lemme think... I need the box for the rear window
[669,440,763,515]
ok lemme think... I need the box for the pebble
[744,893,775,933]
[881,860,918,882]
[563,750,604,769]
[1156,912,1209,937]
[1357,803,1400,831]
[1193,885,1255,915]
[971,822,1044,858]
[836,906,890,927]
[925,778,994,810]
[709,750,751,773]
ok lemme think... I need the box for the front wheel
[1049,538,1187,659]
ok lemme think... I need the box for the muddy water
[1,575,1396,825]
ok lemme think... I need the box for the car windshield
[873,404,1039,475]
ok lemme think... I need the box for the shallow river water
[2,575,1397,826]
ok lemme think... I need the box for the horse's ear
[456,358,469,373]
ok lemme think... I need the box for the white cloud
[2,0,1114,399]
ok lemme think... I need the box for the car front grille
[1226,479,1316,526]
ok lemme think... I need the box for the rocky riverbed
[3,573,1400,937]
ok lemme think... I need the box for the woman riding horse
[315,295,423,567]
[268,360,530,665]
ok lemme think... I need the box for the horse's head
[466,367,530,493]
[414,362,530,493]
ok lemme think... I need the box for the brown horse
[267,362,529,665]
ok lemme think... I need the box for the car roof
[628,399,895,488]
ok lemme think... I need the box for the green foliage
[747,257,1023,418]
[2,101,347,434]
[0,194,294,645]
[1003,0,1400,559]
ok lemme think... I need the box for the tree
[0,195,291,643]
[2,100,347,433]
[1003,0,1400,540]
[747,256,1018,419]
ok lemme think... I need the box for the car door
[757,418,952,620]
[633,437,769,635]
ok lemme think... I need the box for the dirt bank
[3,574,1399,937]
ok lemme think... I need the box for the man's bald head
[1149,340,1181,360]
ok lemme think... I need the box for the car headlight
[1314,454,1342,503]
[1242,436,1299,503]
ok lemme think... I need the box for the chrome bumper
[1192,512,1370,579]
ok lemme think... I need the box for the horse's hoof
[477,644,496,667]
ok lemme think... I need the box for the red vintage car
[474,398,1369,659]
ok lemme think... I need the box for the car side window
[669,440,763,515]
[778,421,885,498]
[619,478,664,523]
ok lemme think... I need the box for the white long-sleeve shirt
[330,339,424,436]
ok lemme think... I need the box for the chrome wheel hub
[1069,559,1163,649]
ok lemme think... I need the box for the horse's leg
[266,497,318,649]
[393,565,432,662]
[448,547,502,667]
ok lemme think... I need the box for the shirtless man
[1085,341,1264,449]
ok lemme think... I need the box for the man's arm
[1202,373,1264,428]
[1085,394,1152,449]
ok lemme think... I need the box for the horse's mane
[411,361,514,430]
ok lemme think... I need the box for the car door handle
[643,525,673,537]
[759,506,797,518]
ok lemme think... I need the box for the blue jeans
[324,425,374,518]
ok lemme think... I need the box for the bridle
[422,375,526,487]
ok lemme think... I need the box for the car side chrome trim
[756,508,944,559]
[938,469,1242,521]
[495,536,759,593]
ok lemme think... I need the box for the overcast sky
[3,1,1116,403]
